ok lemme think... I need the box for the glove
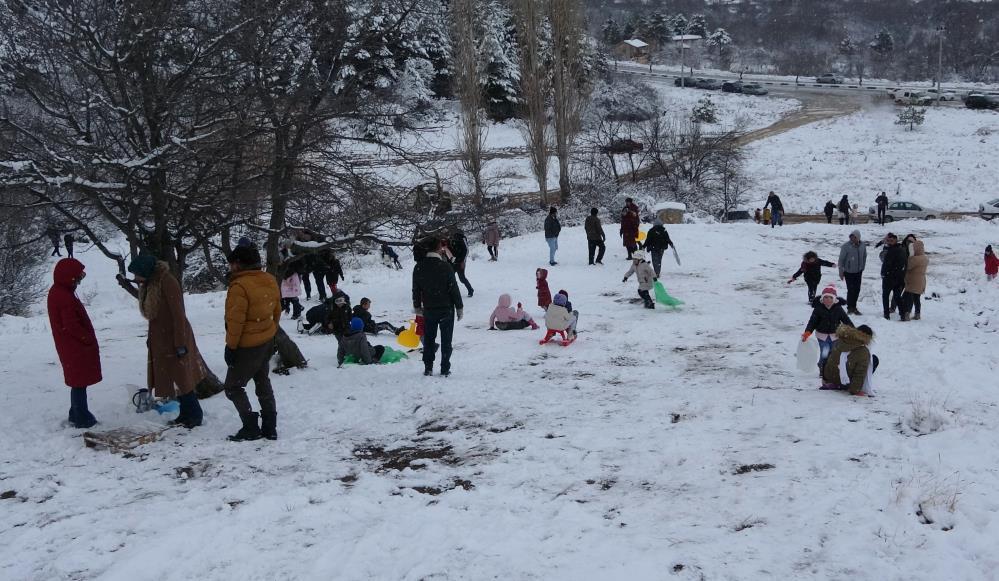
[622,277,628,283]
[787,279,794,284]
[456,308,463,321]
[801,331,812,342]
[224,347,236,366]
[414,307,423,317]
[175,346,188,358]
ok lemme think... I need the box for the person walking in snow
[47,258,102,428]
[875,192,889,226]
[380,243,403,270]
[985,245,999,282]
[821,324,878,397]
[544,206,562,266]
[222,245,282,441]
[823,201,836,224]
[353,297,403,335]
[788,251,835,304]
[623,250,657,309]
[280,270,304,320]
[488,294,539,331]
[536,268,552,310]
[47,227,62,257]
[620,198,640,259]
[412,236,463,377]
[900,239,928,321]
[878,232,907,321]
[449,228,474,297]
[801,285,854,375]
[63,233,75,258]
[837,229,867,315]
[482,221,501,262]
[125,254,207,429]
[763,191,784,228]
[585,207,606,265]
[838,195,851,226]
[641,218,673,277]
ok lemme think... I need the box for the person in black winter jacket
[641,218,673,277]
[801,285,854,374]
[763,191,785,228]
[320,249,345,293]
[353,298,402,335]
[449,229,474,297]
[823,201,836,224]
[544,206,561,266]
[838,195,851,225]
[412,237,463,376]
[879,232,907,320]
[788,251,835,303]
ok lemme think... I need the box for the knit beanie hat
[237,236,253,248]
[820,286,837,299]
[127,254,157,279]
[228,246,261,268]
[349,317,364,333]
[553,293,568,307]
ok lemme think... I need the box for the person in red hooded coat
[47,258,102,428]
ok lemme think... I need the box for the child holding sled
[622,250,657,309]
[541,292,578,345]
[801,285,854,375]
[788,251,836,304]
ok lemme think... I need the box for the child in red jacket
[536,268,552,310]
[986,245,999,281]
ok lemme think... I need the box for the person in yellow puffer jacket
[223,245,282,442]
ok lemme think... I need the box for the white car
[980,198,999,220]
[868,201,938,222]
[925,89,958,101]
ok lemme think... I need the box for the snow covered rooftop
[654,201,687,211]
[671,34,703,42]
[622,39,648,48]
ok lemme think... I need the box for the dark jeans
[301,272,312,299]
[877,208,886,226]
[312,271,329,301]
[844,272,863,311]
[770,210,783,227]
[65,240,74,258]
[649,248,664,276]
[587,239,606,264]
[281,297,303,319]
[487,245,498,260]
[882,277,904,317]
[224,342,276,417]
[422,308,455,372]
[624,240,637,259]
[805,278,819,303]
[825,214,833,224]
[455,260,473,295]
[900,292,922,316]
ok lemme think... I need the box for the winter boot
[423,363,433,377]
[529,320,539,330]
[440,364,451,377]
[69,387,97,429]
[914,313,921,320]
[228,412,262,442]
[260,411,277,441]
[170,392,203,429]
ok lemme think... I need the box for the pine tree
[895,106,925,131]
[691,96,718,124]
[706,28,734,69]
[689,14,708,38]
[670,14,689,36]
[479,0,520,121]
[601,18,621,46]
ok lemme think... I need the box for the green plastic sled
[653,281,684,308]
[342,346,410,365]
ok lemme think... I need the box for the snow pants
[224,342,276,417]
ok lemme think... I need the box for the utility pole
[936,25,945,107]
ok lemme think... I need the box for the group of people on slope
[51,243,284,442]
[46,228,78,258]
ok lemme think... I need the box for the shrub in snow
[691,96,718,124]
[895,106,926,131]
[899,395,950,436]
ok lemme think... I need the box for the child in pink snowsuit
[281,272,304,320]
[489,294,539,331]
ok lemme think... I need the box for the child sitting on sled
[489,294,539,330]
[541,292,578,345]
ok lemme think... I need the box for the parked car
[816,74,844,84]
[924,89,958,101]
[674,76,698,88]
[965,94,999,110]
[742,83,769,96]
[719,209,754,223]
[867,201,938,222]
[695,78,723,90]
[980,198,999,220]
[721,81,743,93]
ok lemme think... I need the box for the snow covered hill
[2,218,999,580]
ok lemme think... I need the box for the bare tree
[549,0,587,203]
[450,0,487,205]
[512,0,551,206]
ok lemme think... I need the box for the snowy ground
[358,90,797,197]
[743,103,999,213]
[3,217,999,580]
